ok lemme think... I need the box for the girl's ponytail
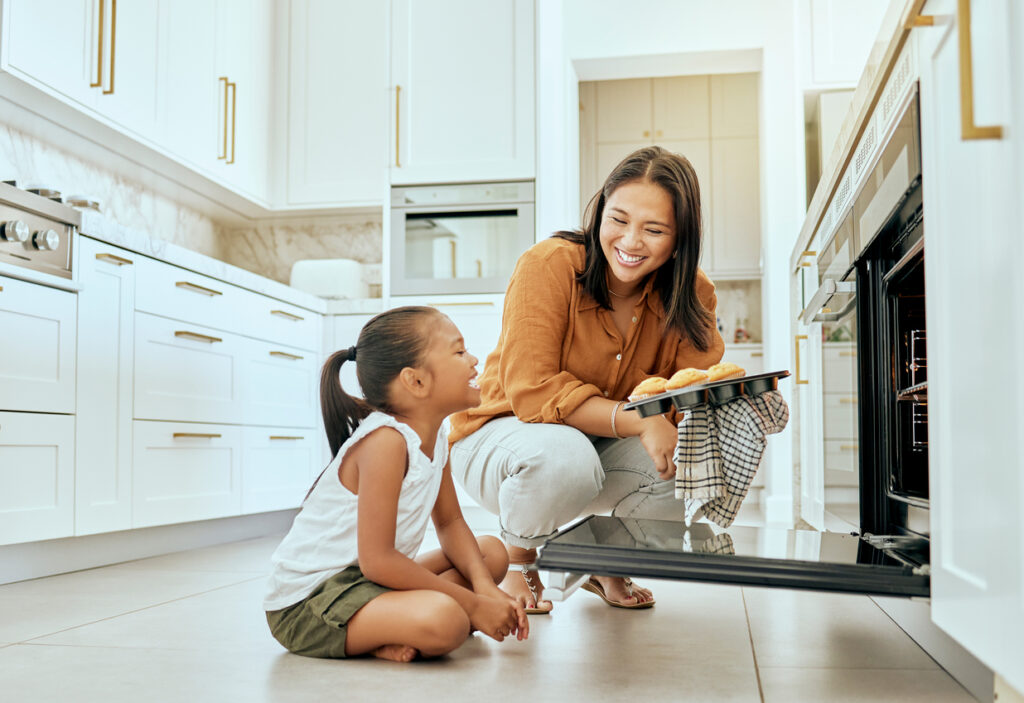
[320,346,371,457]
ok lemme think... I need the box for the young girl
[264,306,528,661]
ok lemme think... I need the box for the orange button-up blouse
[448,237,725,444]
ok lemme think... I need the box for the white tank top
[263,412,448,611]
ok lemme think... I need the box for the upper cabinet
[801,0,890,87]
[286,0,389,207]
[390,0,535,185]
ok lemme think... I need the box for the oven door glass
[537,515,929,598]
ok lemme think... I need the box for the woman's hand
[469,593,527,642]
[638,414,678,480]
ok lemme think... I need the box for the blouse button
[603,390,609,397]
[631,316,637,323]
[615,353,622,361]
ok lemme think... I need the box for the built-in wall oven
[535,80,931,600]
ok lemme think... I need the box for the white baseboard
[0,510,298,585]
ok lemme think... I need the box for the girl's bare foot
[372,644,418,662]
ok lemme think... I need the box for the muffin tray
[623,370,791,417]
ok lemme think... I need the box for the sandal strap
[520,564,541,602]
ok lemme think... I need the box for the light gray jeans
[450,416,684,548]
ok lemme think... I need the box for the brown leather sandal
[581,576,655,609]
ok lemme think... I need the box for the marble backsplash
[1,121,383,285]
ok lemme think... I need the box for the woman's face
[598,180,678,293]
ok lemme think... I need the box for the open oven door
[536,515,929,599]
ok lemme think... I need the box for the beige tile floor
[0,533,975,703]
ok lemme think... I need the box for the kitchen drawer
[134,255,244,336]
[242,338,320,428]
[822,392,858,440]
[0,275,77,413]
[823,342,858,393]
[824,438,859,473]
[724,345,765,376]
[132,420,242,527]
[246,301,322,352]
[0,411,75,545]
[241,428,320,513]
[134,312,246,424]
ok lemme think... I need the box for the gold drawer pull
[840,444,859,451]
[96,252,133,266]
[839,350,857,357]
[269,435,305,441]
[795,335,808,385]
[270,309,304,321]
[395,84,401,167]
[175,330,222,344]
[102,0,116,94]
[799,262,812,267]
[751,352,764,357]
[176,281,223,297]
[957,0,1003,140]
[173,432,222,439]
[839,397,858,404]
[270,351,303,360]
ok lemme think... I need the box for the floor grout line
[17,574,265,645]
[741,588,766,702]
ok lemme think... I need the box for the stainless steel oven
[389,181,534,296]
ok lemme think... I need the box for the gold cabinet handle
[96,252,133,266]
[957,0,1003,140]
[175,330,222,344]
[173,432,222,439]
[840,444,859,451]
[475,259,483,278]
[795,334,809,385]
[270,309,304,321]
[176,280,223,296]
[269,351,303,360]
[227,80,237,164]
[643,130,650,137]
[269,435,305,441]
[218,77,228,159]
[91,0,104,87]
[395,84,401,167]
[751,352,764,357]
[839,397,858,404]
[102,0,116,94]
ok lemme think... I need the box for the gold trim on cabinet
[269,351,303,360]
[173,432,222,439]
[176,280,223,296]
[102,0,116,94]
[174,330,222,344]
[270,309,304,321]
[218,77,228,159]
[227,80,237,164]
[958,0,1004,140]
[269,435,305,441]
[96,252,133,266]
[795,334,809,385]
[395,85,401,167]
[91,0,104,87]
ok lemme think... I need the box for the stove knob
[0,220,29,242]
[32,228,60,251]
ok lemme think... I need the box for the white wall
[536,0,806,524]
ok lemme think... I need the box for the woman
[448,146,725,612]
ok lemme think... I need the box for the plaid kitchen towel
[674,390,789,528]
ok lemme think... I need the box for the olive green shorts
[266,565,391,658]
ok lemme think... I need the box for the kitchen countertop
[790,0,925,270]
[324,298,386,315]
[78,210,328,314]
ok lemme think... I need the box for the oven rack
[896,381,928,402]
[623,370,791,418]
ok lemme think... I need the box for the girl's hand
[638,414,678,480]
[470,594,526,642]
[476,584,529,639]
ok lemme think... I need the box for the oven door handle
[800,279,856,325]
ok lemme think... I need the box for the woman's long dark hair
[553,146,714,351]
[319,306,441,458]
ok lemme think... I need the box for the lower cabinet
[241,429,320,513]
[0,412,75,545]
[132,421,243,528]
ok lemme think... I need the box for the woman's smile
[615,248,648,267]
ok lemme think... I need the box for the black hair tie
[346,346,357,362]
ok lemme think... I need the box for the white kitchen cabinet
[132,420,242,527]
[242,337,319,429]
[330,313,373,398]
[0,411,75,545]
[93,0,160,139]
[595,78,652,142]
[241,428,319,513]
[918,0,1024,690]
[709,136,761,274]
[75,237,135,535]
[390,0,535,184]
[723,344,764,376]
[0,275,77,414]
[287,0,389,206]
[133,311,246,425]
[803,0,890,87]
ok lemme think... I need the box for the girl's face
[422,315,481,412]
[599,180,678,293]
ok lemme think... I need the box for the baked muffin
[706,361,746,382]
[666,367,710,390]
[628,376,668,401]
